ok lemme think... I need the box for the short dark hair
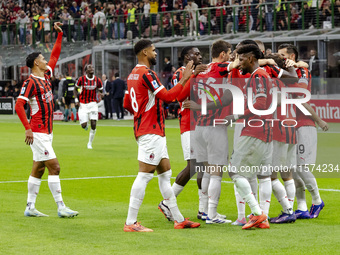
[211,40,232,58]
[278,43,299,62]
[180,46,195,62]
[26,52,41,69]
[237,44,262,60]
[239,40,258,47]
[238,40,264,58]
[165,56,170,61]
[134,39,153,55]
[115,72,119,78]
[264,53,286,69]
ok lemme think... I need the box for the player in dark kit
[62,74,77,122]
[15,22,78,218]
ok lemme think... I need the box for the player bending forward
[123,39,200,232]
[15,22,78,218]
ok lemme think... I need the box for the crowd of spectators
[1,0,340,45]
[0,80,21,98]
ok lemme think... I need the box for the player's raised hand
[182,60,194,81]
[54,22,63,33]
[183,99,200,110]
[285,59,297,68]
[317,119,329,131]
[193,64,208,76]
[296,61,309,68]
[25,129,34,145]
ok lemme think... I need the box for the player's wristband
[75,98,79,103]
[233,114,239,121]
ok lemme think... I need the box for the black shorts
[65,97,75,105]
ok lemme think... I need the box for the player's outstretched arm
[15,98,33,145]
[302,102,329,131]
[296,61,309,68]
[177,64,207,102]
[156,61,194,103]
[48,22,63,71]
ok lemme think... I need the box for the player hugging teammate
[124,39,328,231]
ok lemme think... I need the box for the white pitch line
[0,175,339,192]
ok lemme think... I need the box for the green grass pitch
[0,115,339,254]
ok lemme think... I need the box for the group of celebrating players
[123,38,328,231]
[15,22,328,230]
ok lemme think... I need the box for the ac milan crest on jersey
[149,153,155,160]
[44,150,49,156]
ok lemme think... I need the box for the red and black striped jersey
[272,78,297,144]
[76,75,103,104]
[194,62,232,126]
[171,66,185,87]
[262,65,283,79]
[295,67,315,129]
[228,68,251,124]
[227,68,251,93]
[241,68,273,143]
[125,64,166,139]
[171,66,199,134]
[18,67,54,134]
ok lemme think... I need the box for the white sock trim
[48,175,60,182]
[28,176,41,185]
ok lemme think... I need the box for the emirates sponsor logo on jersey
[84,82,97,90]
[42,90,53,103]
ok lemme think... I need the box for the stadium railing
[0,0,339,46]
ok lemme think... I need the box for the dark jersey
[63,77,76,98]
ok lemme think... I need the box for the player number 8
[130,87,138,112]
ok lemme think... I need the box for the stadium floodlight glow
[199,83,312,116]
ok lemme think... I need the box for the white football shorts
[296,126,317,165]
[194,125,228,165]
[229,136,273,178]
[181,131,196,161]
[30,132,56,162]
[137,134,169,165]
[78,102,98,125]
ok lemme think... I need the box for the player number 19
[130,87,138,112]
